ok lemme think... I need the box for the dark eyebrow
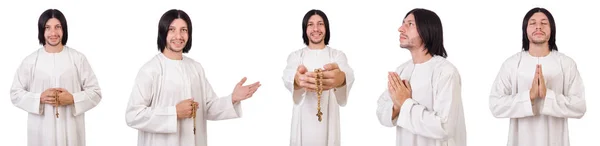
[529,18,548,21]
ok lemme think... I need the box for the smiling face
[306,14,326,45]
[44,18,63,47]
[165,18,189,53]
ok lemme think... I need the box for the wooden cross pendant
[316,110,323,122]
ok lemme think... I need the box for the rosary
[314,68,324,122]
[54,91,60,118]
[192,102,197,135]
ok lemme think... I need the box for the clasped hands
[40,88,74,106]
[294,63,346,92]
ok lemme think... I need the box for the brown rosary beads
[54,90,60,118]
[192,102,197,135]
[315,69,324,122]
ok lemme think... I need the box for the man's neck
[528,43,550,57]
[308,43,326,50]
[44,44,64,53]
[163,48,183,60]
[409,46,433,64]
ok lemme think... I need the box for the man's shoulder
[552,51,577,65]
[64,46,93,62]
[19,48,44,66]
[137,54,164,75]
[327,46,349,56]
[394,60,412,72]
[289,47,306,55]
[328,46,345,53]
[434,57,460,76]
[284,47,307,61]
[501,51,525,66]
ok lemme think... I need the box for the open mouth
[171,40,184,45]
[311,32,322,37]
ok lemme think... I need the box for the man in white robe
[125,9,261,146]
[376,8,467,146]
[282,9,354,146]
[489,7,586,146]
[10,9,102,146]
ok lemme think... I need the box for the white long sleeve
[395,69,462,140]
[282,51,306,105]
[127,54,245,146]
[376,91,394,127]
[71,55,102,116]
[125,66,177,134]
[10,56,43,115]
[489,51,585,146]
[489,55,535,118]
[377,62,411,128]
[331,52,354,107]
[540,57,586,118]
[197,64,242,121]
[377,57,466,146]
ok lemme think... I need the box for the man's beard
[167,45,183,53]
[310,38,323,44]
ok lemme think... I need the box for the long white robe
[376,56,466,146]
[10,46,102,146]
[125,53,242,146]
[489,51,586,146]
[282,46,354,146]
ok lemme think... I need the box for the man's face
[398,14,422,49]
[166,18,189,52]
[526,12,551,45]
[306,14,326,45]
[44,18,63,46]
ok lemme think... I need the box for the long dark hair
[157,9,193,53]
[522,7,558,51]
[405,8,447,58]
[302,9,330,45]
[38,9,68,45]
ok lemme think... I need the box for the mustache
[532,31,545,35]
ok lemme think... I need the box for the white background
[0,0,597,146]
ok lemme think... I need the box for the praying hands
[388,72,412,120]
[529,64,547,104]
